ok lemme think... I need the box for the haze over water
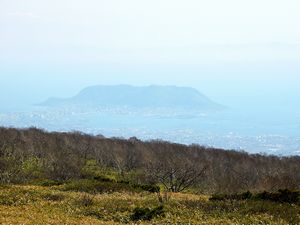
[1,0,300,155]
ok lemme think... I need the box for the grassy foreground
[0,184,299,225]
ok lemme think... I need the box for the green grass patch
[0,186,41,206]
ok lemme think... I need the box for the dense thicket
[0,127,299,193]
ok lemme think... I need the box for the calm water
[1,106,300,155]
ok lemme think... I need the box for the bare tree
[147,157,208,192]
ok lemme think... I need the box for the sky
[0,0,300,112]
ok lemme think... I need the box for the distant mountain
[40,85,224,111]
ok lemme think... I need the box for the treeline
[0,127,299,193]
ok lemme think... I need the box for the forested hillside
[0,127,299,193]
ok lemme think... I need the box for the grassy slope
[0,185,299,225]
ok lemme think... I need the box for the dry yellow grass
[0,185,299,225]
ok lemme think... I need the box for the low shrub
[210,191,252,201]
[38,179,64,187]
[83,209,104,219]
[130,205,165,221]
[61,179,105,193]
[210,189,299,204]
[42,193,65,201]
[60,179,160,194]
[131,183,160,193]
[75,194,94,207]
[0,195,16,206]
[255,189,299,204]
[94,175,116,183]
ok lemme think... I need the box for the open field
[0,184,299,225]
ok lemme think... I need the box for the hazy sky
[0,0,300,111]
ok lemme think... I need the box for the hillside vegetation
[0,127,300,224]
[1,127,299,193]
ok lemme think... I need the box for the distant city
[1,85,299,156]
